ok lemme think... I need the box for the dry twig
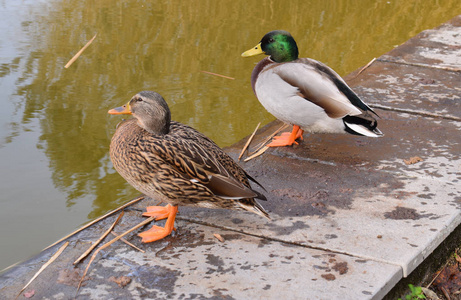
[76,216,155,294]
[200,70,235,80]
[350,57,376,79]
[441,286,450,300]
[238,122,261,161]
[110,232,145,253]
[65,33,98,68]
[44,196,144,250]
[73,212,124,265]
[243,123,290,162]
[249,123,288,155]
[16,242,69,299]
[426,259,451,288]
[244,146,269,162]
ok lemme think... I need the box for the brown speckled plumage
[109,91,268,219]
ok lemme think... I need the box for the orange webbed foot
[267,125,304,147]
[142,205,173,220]
[138,225,174,243]
[139,204,178,243]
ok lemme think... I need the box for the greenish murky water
[0,0,459,270]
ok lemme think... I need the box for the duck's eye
[136,98,143,102]
[269,38,275,43]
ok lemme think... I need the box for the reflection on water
[0,0,459,270]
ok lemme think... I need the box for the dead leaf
[321,273,336,281]
[332,262,348,275]
[57,269,82,287]
[109,276,131,288]
[404,156,423,165]
[419,78,436,84]
[421,287,441,300]
[24,290,35,298]
[213,233,224,242]
[433,264,461,296]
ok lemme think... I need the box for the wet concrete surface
[1,14,460,300]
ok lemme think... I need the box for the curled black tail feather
[245,171,267,193]
[343,115,383,137]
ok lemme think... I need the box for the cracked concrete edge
[0,216,404,300]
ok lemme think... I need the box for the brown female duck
[109,91,268,243]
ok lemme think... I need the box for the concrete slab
[0,209,401,300]
[1,14,460,300]
[180,12,461,285]
[347,61,461,119]
[182,110,461,278]
[378,15,461,71]
[346,14,461,120]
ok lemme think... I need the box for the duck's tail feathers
[253,190,267,201]
[245,171,267,192]
[343,115,383,137]
[239,200,270,220]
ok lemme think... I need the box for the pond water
[0,0,459,270]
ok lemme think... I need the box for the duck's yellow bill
[241,43,264,57]
[108,102,132,115]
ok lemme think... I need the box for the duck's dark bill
[108,104,132,115]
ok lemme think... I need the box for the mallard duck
[108,91,268,243]
[242,30,383,147]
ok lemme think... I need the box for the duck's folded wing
[202,174,262,199]
[275,58,369,118]
[143,137,263,200]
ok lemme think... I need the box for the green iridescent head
[242,30,299,63]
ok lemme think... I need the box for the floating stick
[64,33,98,68]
